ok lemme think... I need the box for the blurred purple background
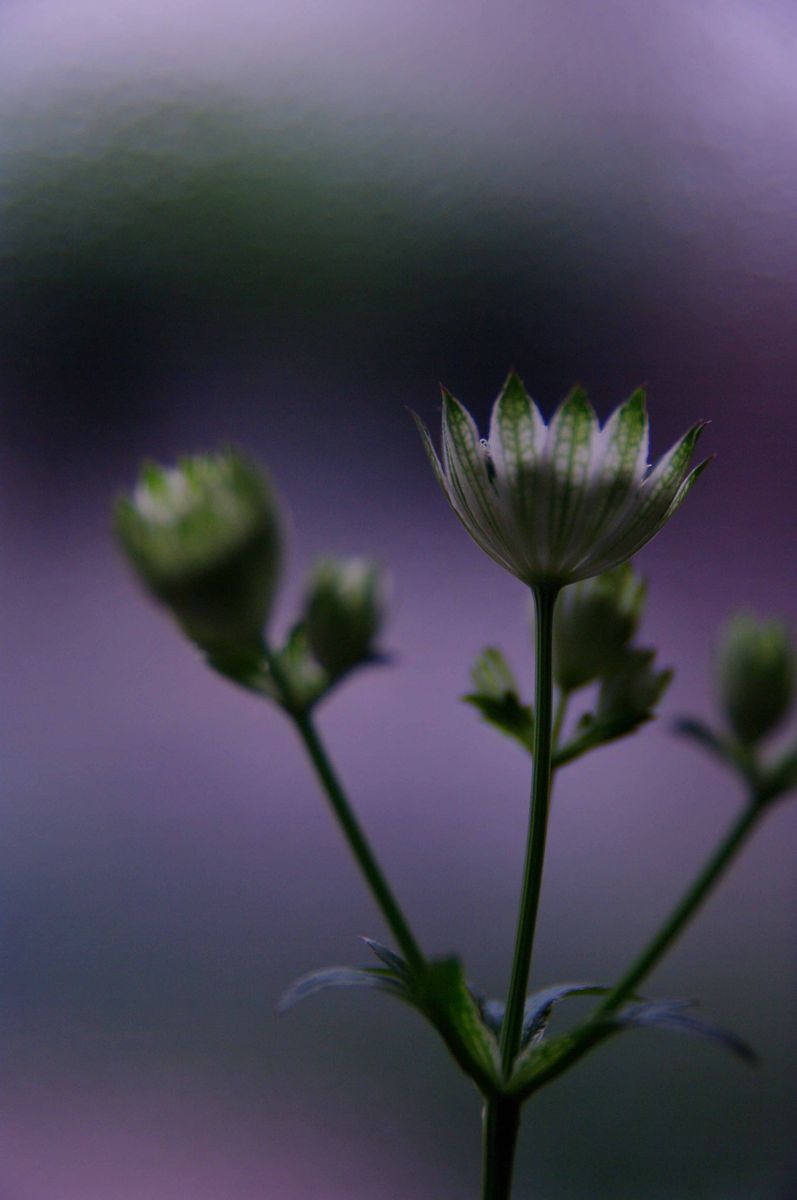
[1,2,796,1197]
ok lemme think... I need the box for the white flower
[414,372,709,588]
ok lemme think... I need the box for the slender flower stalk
[551,689,570,755]
[500,585,560,1075]
[481,586,558,1200]
[262,642,427,978]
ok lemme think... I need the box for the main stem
[500,584,559,1075]
[481,1097,521,1200]
[481,586,557,1200]
[263,645,426,977]
[593,797,763,1018]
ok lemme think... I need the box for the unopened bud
[115,450,282,661]
[715,613,794,745]
[553,564,646,691]
[304,558,385,680]
[596,647,672,736]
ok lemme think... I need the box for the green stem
[500,584,559,1077]
[263,643,426,977]
[481,1096,521,1200]
[551,689,569,757]
[517,791,772,1102]
[593,797,763,1018]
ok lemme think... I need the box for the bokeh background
[2,2,796,1197]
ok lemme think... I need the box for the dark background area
[2,2,795,1197]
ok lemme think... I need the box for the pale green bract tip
[115,448,282,659]
[415,374,708,588]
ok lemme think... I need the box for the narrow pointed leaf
[615,1001,757,1063]
[521,983,612,1047]
[278,966,409,1013]
[674,718,734,766]
[362,937,412,982]
[477,998,506,1039]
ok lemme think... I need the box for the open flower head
[115,449,282,659]
[414,372,709,588]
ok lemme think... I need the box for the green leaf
[416,957,501,1093]
[463,647,534,752]
[277,965,410,1013]
[507,1025,608,1098]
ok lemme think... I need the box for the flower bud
[595,647,672,736]
[304,558,385,680]
[115,450,282,662]
[715,613,794,745]
[553,564,646,691]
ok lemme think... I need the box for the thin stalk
[499,584,559,1076]
[481,1096,521,1200]
[593,797,763,1018]
[263,643,426,977]
[551,688,569,756]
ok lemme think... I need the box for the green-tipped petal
[487,371,546,509]
[593,423,708,569]
[441,389,510,561]
[602,389,650,483]
[545,387,599,568]
[411,409,451,500]
[486,371,549,577]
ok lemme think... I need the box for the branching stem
[263,643,426,977]
[593,796,764,1018]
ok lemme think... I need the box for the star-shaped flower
[414,372,709,588]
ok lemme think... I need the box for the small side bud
[595,647,672,737]
[553,564,647,691]
[304,558,386,680]
[115,450,282,664]
[715,613,794,745]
